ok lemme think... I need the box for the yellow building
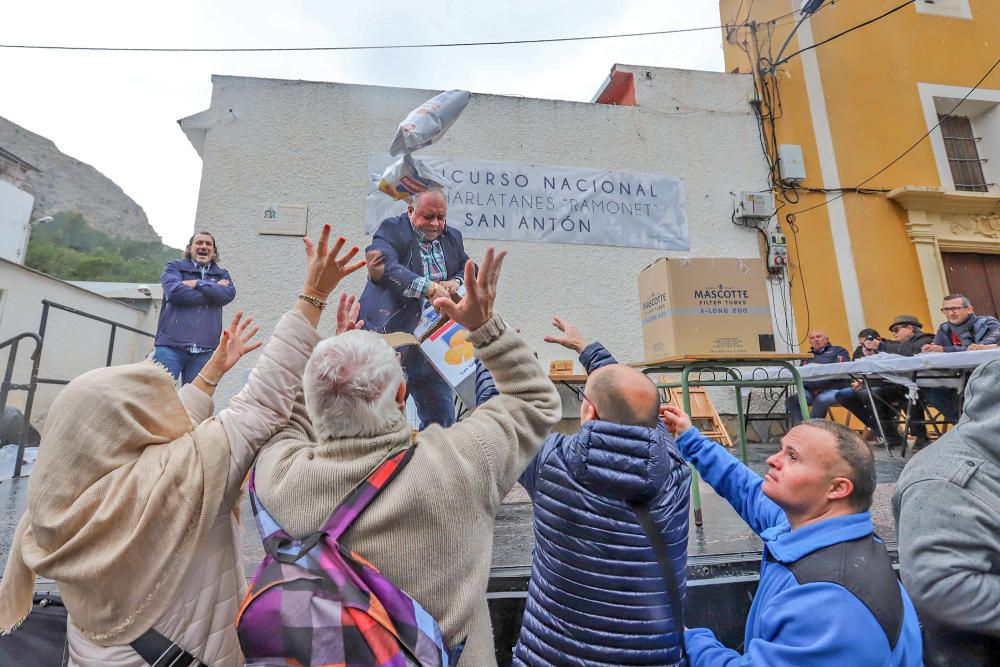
[718,0,1000,347]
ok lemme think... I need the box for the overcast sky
[2,1,727,247]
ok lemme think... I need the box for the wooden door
[941,252,1000,317]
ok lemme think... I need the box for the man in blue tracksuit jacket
[660,407,922,666]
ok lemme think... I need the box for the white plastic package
[389,89,471,156]
[377,153,449,201]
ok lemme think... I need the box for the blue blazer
[358,213,469,334]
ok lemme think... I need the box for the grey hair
[303,330,406,440]
[411,189,448,206]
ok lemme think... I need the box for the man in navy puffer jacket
[476,317,690,666]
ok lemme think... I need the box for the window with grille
[939,115,988,192]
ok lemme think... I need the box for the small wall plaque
[257,204,308,236]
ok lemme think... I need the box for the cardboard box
[638,257,774,360]
[419,318,477,407]
[549,360,575,377]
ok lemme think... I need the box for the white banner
[365,155,689,250]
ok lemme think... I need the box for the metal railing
[0,332,43,478]
[0,299,154,477]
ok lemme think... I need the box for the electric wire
[0,24,737,53]
[790,52,1000,217]
[772,0,916,68]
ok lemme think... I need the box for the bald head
[808,330,830,350]
[584,365,661,427]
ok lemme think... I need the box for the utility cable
[772,0,915,68]
[790,52,1000,217]
[0,24,735,53]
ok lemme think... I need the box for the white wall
[182,66,781,409]
[0,181,34,264]
[0,259,158,418]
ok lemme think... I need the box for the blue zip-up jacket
[478,343,691,666]
[154,259,235,348]
[801,343,851,392]
[358,213,469,334]
[931,313,1000,351]
[677,428,923,666]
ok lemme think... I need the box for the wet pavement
[0,440,907,590]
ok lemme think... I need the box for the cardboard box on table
[638,257,775,359]
[414,301,477,408]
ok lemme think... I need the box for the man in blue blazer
[359,191,470,428]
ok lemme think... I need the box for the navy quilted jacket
[476,343,691,666]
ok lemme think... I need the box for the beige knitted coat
[1,310,320,667]
[254,315,561,666]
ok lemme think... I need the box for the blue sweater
[677,429,922,666]
[478,343,691,666]
[154,259,235,348]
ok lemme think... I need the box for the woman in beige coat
[0,225,365,666]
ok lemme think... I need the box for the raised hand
[543,316,588,353]
[660,404,693,437]
[302,224,367,300]
[204,311,262,378]
[336,293,365,334]
[433,246,506,331]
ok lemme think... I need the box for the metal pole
[862,378,893,458]
[0,341,18,410]
[13,334,43,479]
[106,325,117,367]
[681,365,704,527]
[733,376,749,465]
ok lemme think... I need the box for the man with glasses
[475,317,691,666]
[359,190,470,428]
[922,294,1000,353]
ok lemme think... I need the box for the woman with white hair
[0,225,364,667]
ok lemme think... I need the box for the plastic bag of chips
[377,153,448,201]
[389,89,470,156]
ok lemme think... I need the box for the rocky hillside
[0,115,160,243]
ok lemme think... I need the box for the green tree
[24,211,182,282]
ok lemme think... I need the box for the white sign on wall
[365,155,689,250]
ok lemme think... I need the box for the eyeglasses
[573,385,598,417]
[941,306,969,313]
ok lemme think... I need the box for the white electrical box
[778,144,806,183]
[735,191,775,221]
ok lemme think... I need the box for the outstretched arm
[661,406,786,535]
[191,226,366,511]
[434,249,560,509]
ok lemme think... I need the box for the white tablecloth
[794,349,1000,395]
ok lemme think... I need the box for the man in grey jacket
[893,358,1000,666]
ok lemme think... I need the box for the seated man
[254,248,560,667]
[836,328,905,448]
[660,407,922,666]
[879,314,958,446]
[895,358,1000,666]
[922,293,1000,353]
[785,330,850,426]
[852,327,885,360]
[476,317,690,666]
